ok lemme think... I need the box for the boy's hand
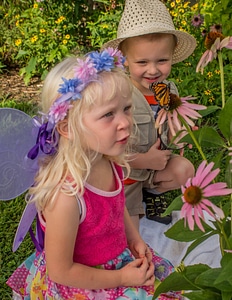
[147,139,171,170]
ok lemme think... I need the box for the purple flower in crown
[88,49,115,72]
[74,56,98,83]
[106,47,126,68]
[49,101,73,124]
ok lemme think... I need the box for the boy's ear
[57,119,69,139]
[124,59,129,67]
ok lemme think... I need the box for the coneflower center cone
[205,32,225,49]
[169,94,182,110]
[184,186,202,205]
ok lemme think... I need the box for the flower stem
[217,219,232,253]
[218,51,225,108]
[178,115,207,161]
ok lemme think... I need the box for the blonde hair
[29,56,133,211]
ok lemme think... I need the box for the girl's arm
[44,192,154,289]
[123,206,153,263]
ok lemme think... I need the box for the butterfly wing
[150,82,170,110]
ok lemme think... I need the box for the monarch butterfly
[150,82,170,110]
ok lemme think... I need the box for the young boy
[103,0,196,229]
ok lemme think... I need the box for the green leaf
[218,97,232,140]
[25,57,37,74]
[15,50,28,60]
[183,290,221,300]
[215,254,232,287]
[180,127,225,148]
[221,291,232,300]
[163,195,182,215]
[199,106,220,117]
[165,218,215,242]
[153,264,210,298]
[182,231,219,261]
[196,266,232,292]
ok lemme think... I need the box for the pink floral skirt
[7,247,182,299]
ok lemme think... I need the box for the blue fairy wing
[0,108,38,200]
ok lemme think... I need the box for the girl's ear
[57,119,69,139]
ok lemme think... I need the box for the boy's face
[123,34,175,95]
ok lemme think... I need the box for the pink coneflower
[155,94,206,137]
[210,24,222,33]
[180,161,232,232]
[196,31,232,73]
[191,14,204,27]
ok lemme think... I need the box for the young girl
[6,49,181,299]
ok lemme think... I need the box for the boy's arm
[128,139,171,171]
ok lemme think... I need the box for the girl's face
[123,34,175,95]
[82,90,133,157]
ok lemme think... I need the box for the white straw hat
[102,0,196,64]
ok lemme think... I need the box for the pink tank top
[73,163,127,266]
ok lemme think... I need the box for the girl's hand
[120,257,155,287]
[128,239,152,263]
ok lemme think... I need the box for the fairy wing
[13,201,37,252]
[150,82,170,110]
[0,108,38,200]
[0,108,42,251]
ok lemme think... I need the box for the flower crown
[27,48,125,159]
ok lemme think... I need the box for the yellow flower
[172,12,178,17]
[56,16,66,24]
[181,20,187,26]
[179,9,185,13]
[16,20,20,27]
[215,70,220,75]
[191,3,198,11]
[40,29,46,33]
[207,72,213,78]
[15,14,20,19]
[31,35,38,43]
[65,34,70,39]
[5,13,9,17]
[184,2,190,8]
[209,97,215,103]
[185,62,191,66]
[171,2,175,7]
[176,0,181,3]
[204,90,211,95]
[63,39,67,44]
[15,39,22,46]
[102,24,109,29]
[33,3,38,9]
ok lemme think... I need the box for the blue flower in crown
[88,49,115,72]
[58,77,83,100]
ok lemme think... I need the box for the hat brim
[102,29,196,64]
